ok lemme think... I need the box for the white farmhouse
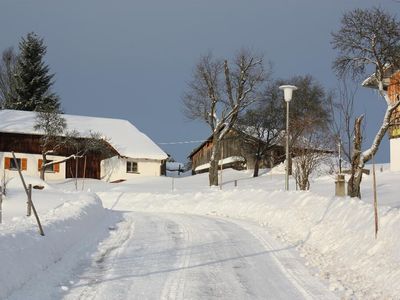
[0,109,168,181]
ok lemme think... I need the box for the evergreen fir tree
[11,32,61,112]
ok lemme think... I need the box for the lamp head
[279,85,298,102]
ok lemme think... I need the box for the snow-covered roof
[0,109,168,160]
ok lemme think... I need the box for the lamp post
[279,85,297,191]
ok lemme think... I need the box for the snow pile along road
[0,192,109,299]
[100,189,400,299]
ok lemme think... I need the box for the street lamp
[279,85,297,191]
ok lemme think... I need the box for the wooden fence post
[82,156,87,191]
[27,184,32,217]
[11,152,45,236]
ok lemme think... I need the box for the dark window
[45,160,54,172]
[10,158,21,170]
[127,161,138,173]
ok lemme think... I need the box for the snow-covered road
[63,212,337,300]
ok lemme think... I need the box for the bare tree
[329,78,358,163]
[236,87,284,177]
[0,47,18,108]
[183,50,267,186]
[293,129,333,190]
[34,110,67,180]
[64,130,113,189]
[332,7,400,198]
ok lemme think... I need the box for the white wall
[0,152,66,181]
[390,138,400,171]
[101,156,163,182]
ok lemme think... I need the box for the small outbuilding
[188,128,285,174]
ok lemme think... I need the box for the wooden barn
[189,128,285,174]
[0,110,168,181]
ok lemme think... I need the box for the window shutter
[54,163,60,173]
[4,157,11,170]
[21,158,27,171]
[38,159,43,171]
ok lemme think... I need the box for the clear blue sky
[1,0,398,163]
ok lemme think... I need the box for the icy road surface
[63,212,337,300]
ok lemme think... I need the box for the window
[4,157,27,171]
[126,161,138,173]
[38,159,60,173]
[45,160,55,172]
[10,158,21,170]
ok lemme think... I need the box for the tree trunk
[348,115,364,198]
[75,157,79,190]
[253,156,260,177]
[209,158,219,186]
[40,153,46,181]
[288,154,293,175]
[208,137,220,186]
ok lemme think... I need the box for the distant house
[0,109,168,181]
[363,68,400,171]
[189,128,285,174]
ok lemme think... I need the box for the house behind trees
[0,110,168,181]
[189,128,285,174]
[363,69,400,171]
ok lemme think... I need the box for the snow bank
[100,189,400,299]
[194,156,245,172]
[0,192,108,299]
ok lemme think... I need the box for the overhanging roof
[0,109,168,160]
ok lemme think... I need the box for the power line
[157,140,206,145]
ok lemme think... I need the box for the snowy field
[1,165,399,299]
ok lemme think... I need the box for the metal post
[279,85,297,191]
[285,100,290,191]
[338,141,342,174]
[220,144,223,190]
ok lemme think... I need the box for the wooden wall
[190,130,285,173]
[0,133,43,154]
[389,71,400,138]
[0,132,115,179]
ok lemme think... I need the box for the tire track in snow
[230,218,337,300]
[64,214,135,300]
[160,216,192,300]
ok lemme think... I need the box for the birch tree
[331,7,400,198]
[183,50,267,186]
